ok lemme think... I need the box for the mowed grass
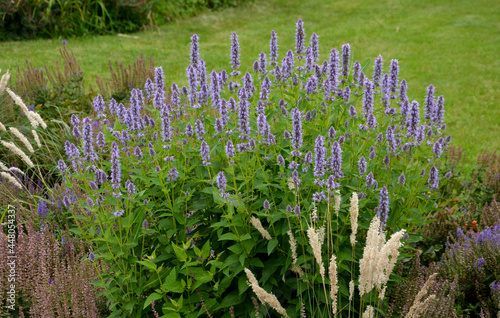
[1,0,499,160]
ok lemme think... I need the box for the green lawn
[1,0,499,159]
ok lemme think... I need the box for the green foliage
[0,0,154,41]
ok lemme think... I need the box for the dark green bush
[0,0,154,41]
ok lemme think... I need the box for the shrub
[52,19,452,317]
[439,224,500,317]
[0,0,154,41]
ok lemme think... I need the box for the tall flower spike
[155,66,165,92]
[186,65,198,107]
[428,166,439,189]
[311,33,319,62]
[314,135,326,177]
[389,59,399,96]
[373,55,383,87]
[331,141,344,178]
[269,30,278,67]
[358,156,367,175]
[433,95,445,124]
[377,186,390,229]
[200,141,211,166]
[259,52,267,74]
[353,60,361,84]
[217,171,227,192]
[225,140,235,159]
[230,32,240,76]
[110,141,121,190]
[291,107,303,156]
[342,43,350,78]
[362,80,374,116]
[295,19,305,58]
[350,192,359,245]
[329,49,340,94]
[399,79,408,103]
[190,34,200,66]
[406,101,420,137]
[424,84,435,120]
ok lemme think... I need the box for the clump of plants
[53,19,453,317]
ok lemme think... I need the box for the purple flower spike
[353,61,361,84]
[373,55,383,87]
[89,252,95,262]
[398,173,406,185]
[432,137,444,158]
[114,210,124,217]
[167,168,179,181]
[93,95,105,115]
[358,156,367,175]
[185,123,193,137]
[270,30,278,67]
[389,59,399,95]
[186,65,198,107]
[329,49,340,93]
[125,179,136,196]
[142,219,149,230]
[377,186,389,229]
[277,154,285,165]
[287,205,292,213]
[259,52,267,74]
[230,32,240,76]
[305,46,313,72]
[82,118,97,162]
[295,19,305,57]
[195,119,205,140]
[57,159,67,175]
[424,84,435,120]
[217,171,227,192]
[363,80,374,116]
[311,33,319,62]
[37,200,49,218]
[445,171,452,179]
[155,66,165,92]
[399,79,407,103]
[342,43,350,78]
[145,78,154,98]
[200,141,210,165]
[428,166,439,190]
[406,101,420,137]
[71,114,79,127]
[314,135,326,177]
[263,199,271,210]
[433,95,445,124]
[190,34,200,66]
[294,205,300,216]
[331,141,344,178]
[110,141,121,189]
[225,140,235,159]
[366,172,375,188]
[349,105,357,118]
[291,107,303,156]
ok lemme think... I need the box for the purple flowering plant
[53,20,454,317]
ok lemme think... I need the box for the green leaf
[172,243,188,262]
[267,239,279,255]
[136,260,157,271]
[143,293,163,309]
[163,269,184,293]
[219,233,238,241]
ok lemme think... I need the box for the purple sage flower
[114,210,124,217]
[389,59,399,95]
[377,185,389,229]
[230,32,240,76]
[190,34,200,66]
[263,199,271,210]
[311,33,319,62]
[398,173,406,185]
[373,55,383,87]
[428,166,439,190]
[200,141,210,165]
[433,95,445,124]
[358,156,367,175]
[270,30,278,67]
[291,107,303,156]
[330,141,344,178]
[341,43,350,78]
[217,171,227,192]
[406,101,420,137]
[226,140,235,159]
[314,135,326,177]
[424,84,435,120]
[295,19,305,57]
